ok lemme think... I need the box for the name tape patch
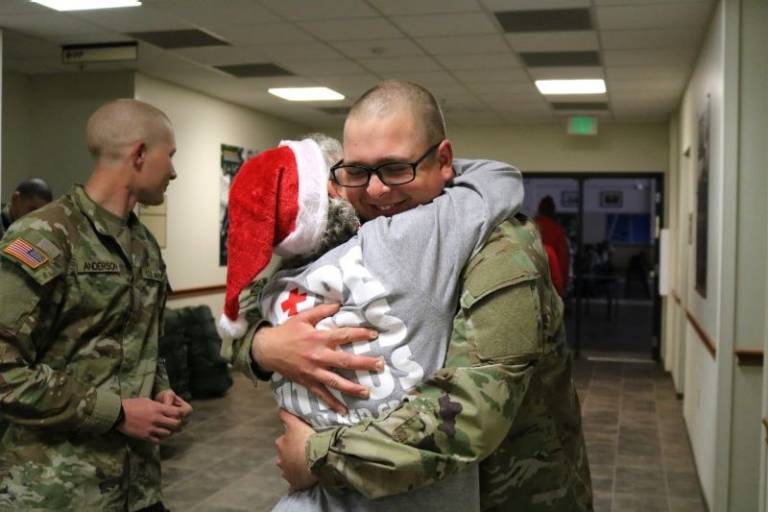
[80,261,121,273]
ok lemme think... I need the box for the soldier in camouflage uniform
[0,99,192,511]
[0,178,53,240]
[232,80,592,510]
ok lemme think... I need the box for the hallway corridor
[160,359,706,511]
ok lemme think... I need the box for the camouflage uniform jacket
[305,216,593,511]
[0,185,170,511]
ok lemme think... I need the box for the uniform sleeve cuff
[81,390,122,435]
[233,319,273,383]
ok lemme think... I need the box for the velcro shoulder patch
[3,238,49,269]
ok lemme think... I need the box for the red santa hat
[218,138,329,338]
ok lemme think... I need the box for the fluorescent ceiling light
[31,0,141,11]
[268,87,344,102]
[535,79,606,95]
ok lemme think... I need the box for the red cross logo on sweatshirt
[281,288,308,317]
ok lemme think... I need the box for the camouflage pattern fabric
[0,185,170,511]
[306,216,593,510]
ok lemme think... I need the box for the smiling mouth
[371,201,406,214]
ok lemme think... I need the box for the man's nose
[366,174,390,196]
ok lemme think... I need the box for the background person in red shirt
[535,195,570,297]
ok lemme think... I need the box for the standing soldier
[0,178,53,239]
[0,99,192,511]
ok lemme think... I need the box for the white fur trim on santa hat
[274,139,329,257]
[218,313,248,339]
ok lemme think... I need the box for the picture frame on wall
[600,190,623,208]
[561,190,579,208]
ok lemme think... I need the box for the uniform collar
[71,185,136,239]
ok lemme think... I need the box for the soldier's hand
[118,397,183,444]
[155,389,193,428]
[251,303,383,414]
[275,409,318,491]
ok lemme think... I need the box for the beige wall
[449,122,668,173]
[134,73,310,293]
[2,70,134,202]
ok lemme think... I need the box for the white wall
[2,70,133,202]
[450,122,668,173]
[134,73,310,293]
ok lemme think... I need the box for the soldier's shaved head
[346,80,446,145]
[86,99,172,162]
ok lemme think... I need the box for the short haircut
[347,80,446,145]
[16,178,53,202]
[86,99,172,162]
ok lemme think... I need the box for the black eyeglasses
[330,142,442,188]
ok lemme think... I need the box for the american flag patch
[3,238,49,269]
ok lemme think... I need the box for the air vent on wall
[129,29,228,49]
[215,63,294,77]
[495,9,592,33]
[520,51,600,67]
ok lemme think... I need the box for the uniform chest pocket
[68,259,131,311]
[137,266,167,304]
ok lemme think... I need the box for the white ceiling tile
[594,0,713,5]
[299,18,402,41]
[212,23,315,46]
[0,0,51,15]
[417,34,508,55]
[279,59,368,76]
[392,13,497,37]
[601,28,703,50]
[480,0,590,10]
[596,3,715,30]
[610,90,681,104]
[368,0,481,15]
[422,82,473,97]
[0,12,104,38]
[146,0,279,26]
[465,81,535,95]
[320,74,383,96]
[453,67,529,83]
[435,53,521,70]
[381,70,461,87]
[359,56,441,73]
[257,0,378,20]
[604,49,697,67]
[331,39,425,58]
[70,4,194,32]
[257,42,343,59]
[607,77,687,92]
[528,66,604,80]
[453,68,530,84]
[605,66,689,81]
[505,31,598,52]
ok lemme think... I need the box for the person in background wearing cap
[0,99,191,511]
[0,178,53,239]
[219,132,522,511]
[233,80,592,511]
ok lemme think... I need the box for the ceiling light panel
[495,9,592,33]
[536,79,606,95]
[268,87,345,101]
[32,0,140,11]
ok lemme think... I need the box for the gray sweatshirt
[263,158,523,512]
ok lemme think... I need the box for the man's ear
[327,179,342,199]
[437,139,454,183]
[129,141,147,169]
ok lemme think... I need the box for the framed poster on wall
[695,96,710,298]
[220,144,258,266]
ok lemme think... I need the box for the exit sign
[568,116,598,136]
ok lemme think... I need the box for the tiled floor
[161,358,707,512]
